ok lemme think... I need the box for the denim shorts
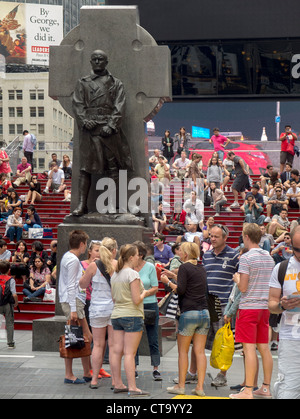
[178,310,210,337]
[111,316,144,333]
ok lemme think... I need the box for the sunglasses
[153,239,161,243]
[213,224,229,236]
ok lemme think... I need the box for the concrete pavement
[0,330,279,400]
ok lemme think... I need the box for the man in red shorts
[229,223,274,399]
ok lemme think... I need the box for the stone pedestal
[32,218,153,351]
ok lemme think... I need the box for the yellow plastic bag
[210,323,235,371]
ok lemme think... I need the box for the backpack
[269,259,289,328]
[0,275,14,306]
[30,134,37,147]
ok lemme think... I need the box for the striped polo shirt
[238,247,275,310]
[203,245,239,306]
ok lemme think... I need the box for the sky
[152,100,300,141]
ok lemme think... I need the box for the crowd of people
[1,126,300,400]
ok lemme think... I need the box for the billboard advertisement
[0,2,63,67]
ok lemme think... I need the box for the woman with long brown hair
[110,244,151,397]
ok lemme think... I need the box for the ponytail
[116,244,138,273]
[98,245,113,275]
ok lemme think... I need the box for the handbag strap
[95,259,111,287]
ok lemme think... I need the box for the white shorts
[90,315,112,329]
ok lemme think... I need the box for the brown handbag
[59,321,91,359]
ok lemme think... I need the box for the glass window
[30,90,36,100]
[8,91,15,100]
[9,124,15,135]
[16,90,23,100]
[30,107,37,117]
[8,107,15,117]
[38,107,45,117]
[16,107,23,117]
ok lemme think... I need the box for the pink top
[210,134,227,152]
[0,150,11,174]
[81,260,93,301]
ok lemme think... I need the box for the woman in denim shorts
[110,244,152,397]
[163,242,210,397]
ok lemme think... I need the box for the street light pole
[276,101,280,140]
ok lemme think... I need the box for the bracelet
[167,281,171,287]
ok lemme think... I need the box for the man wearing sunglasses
[269,226,300,399]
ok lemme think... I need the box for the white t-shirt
[58,251,85,312]
[269,256,300,341]
[48,168,65,185]
[174,158,190,169]
[287,187,300,202]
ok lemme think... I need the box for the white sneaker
[214,213,220,217]
[225,207,233,212]
[264,217,271,223]
[230,202,240,208]
[43,189,49,194]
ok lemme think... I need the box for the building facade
[0,72,73,171]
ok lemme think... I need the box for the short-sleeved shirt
[280,132,297,152]
[154,244,174,265]
[269,256,300,341]
[17,163,32,174]
[138,262,158,304]
[203,245,239,306]
[111,267,144,319]
[0,150,11,174]
[238,248,275,310]
[210,134,227,152]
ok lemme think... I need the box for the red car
[188,140,273,175]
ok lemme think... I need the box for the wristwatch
[279,302,285,312]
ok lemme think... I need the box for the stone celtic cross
[49,6,171,217]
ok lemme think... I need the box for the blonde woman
[161,242,210,397]
[110,244,151,397]
[79,243,115,389]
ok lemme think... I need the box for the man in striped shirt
[202,224,239,387]
[230,223,274,399]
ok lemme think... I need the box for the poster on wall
[0,2,63,67]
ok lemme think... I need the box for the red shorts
[235,309,270,344]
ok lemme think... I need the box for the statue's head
[90,50,108,73]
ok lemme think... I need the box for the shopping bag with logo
[43,283,56,302]
[210,323,235,371]
[28,228,43,239]
[43,227,53,239]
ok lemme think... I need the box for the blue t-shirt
[139,262,159,304]
[154,244,174,265]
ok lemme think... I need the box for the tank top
[89,267,114,319]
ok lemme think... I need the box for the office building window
[30,90,36,100]
[38,90,44,100]
[16,124,23,135]
[38,158,45,169]
[16,90,23,100]
[38,124,45,134]
[30,107,37,117]
[8,107,15,117]
[16,107,23,117]
[8,90,14,100]
[9,124,15,135]
[38,107,45,117]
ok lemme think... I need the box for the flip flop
[128,390,150,397]
[113,387,129,393]
[64,378,86,384]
